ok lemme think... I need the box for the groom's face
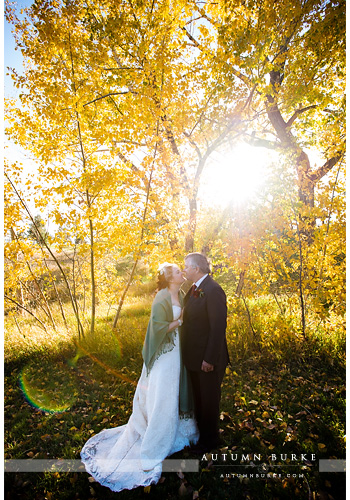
[184,259,198,282]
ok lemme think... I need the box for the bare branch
[181,27,201,48]
[116,152,149,188]
[5,172,85,338]
[117,151,140,175]
[182,25,251,87]
[194,4,220,28]
[83,91,130,107]
[185,92,215,137]
[112,123,159,330]
[5,295,48,332]
[102,66,143,71]
[113,140,147,147]
[185,16,206,26]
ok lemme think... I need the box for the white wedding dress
[81,305,199,492]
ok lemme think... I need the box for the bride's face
[170,265,185,285]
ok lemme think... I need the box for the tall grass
[6,291,344,374]
[5,295,152,369]
[226,294,345,371]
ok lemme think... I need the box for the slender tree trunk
[12,228,57,330]
[76,256,87,313]
[112,135,158,330]
[297,239,306,340]
[317,160,343,289]
[185,197,197,253]
[112,258,139,330]
[14,315,25,337]
[10,228,24,315]
[47,265,68,329]
[68,31,95,336]
[294,210,307,339]
[89,216,96,335]
[16,282,25,316]
[241,293,261,351]
[5,173,85,338]
[18,278,52,323]
[5,295,48,333]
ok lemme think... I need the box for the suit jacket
[181,275,229,372]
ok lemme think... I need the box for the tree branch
[116,152,148,187]
[286,105,317,128]
[181,26,251,87]
[181,26,201,47]
[183,133,202,160]
[265,99,292,146]
[83,91,130,107]
[309,154,343,182]
[5,295,48,332]
[245,133,280,150]
[102,66,143,71]
[5,172,85,338]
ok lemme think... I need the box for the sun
[199,144,277,207]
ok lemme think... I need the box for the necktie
[190,284,197,296]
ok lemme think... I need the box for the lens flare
[74,341,137,387]
[19,360,78,413]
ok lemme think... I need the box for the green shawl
[142,287,194,415]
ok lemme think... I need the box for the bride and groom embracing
[81,252,230,492]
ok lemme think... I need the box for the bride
[81,263,199,492]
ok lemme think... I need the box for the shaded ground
[4,346,345,500]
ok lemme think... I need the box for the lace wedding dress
[81,305,199,492]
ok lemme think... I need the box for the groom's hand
[201,361,214,372]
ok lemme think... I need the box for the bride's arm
[167,308,183,332]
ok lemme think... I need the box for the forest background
[4,0,346,499]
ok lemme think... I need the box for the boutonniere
[192,287,205,298]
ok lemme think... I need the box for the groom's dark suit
[181,275,229,450]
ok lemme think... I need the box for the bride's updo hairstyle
[157,263,174,290]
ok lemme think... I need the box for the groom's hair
[185,253,211,274]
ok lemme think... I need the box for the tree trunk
[112,258,139,330]
[112,135,158,330]
[88,216,96,335]
[295,150,314,207]
[295,219,307,339]
[6,174,85,338]
[185,197,197,253]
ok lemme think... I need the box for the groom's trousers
[189,364,226,449]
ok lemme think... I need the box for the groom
[181,253,229,453]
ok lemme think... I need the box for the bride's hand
[179,309,184,322]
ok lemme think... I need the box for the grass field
[4,296,345,499]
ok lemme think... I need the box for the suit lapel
[184,286,193,305]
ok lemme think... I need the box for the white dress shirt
[194,274,208,289]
